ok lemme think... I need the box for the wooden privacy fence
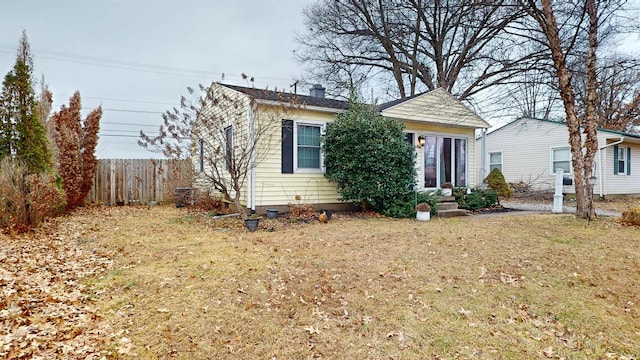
[88,159,193,205]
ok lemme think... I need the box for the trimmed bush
[621,206,640,226]
[454,187,499,211]
[485,168,513,198]
[382,191,439,218]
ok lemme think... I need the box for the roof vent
[309,84,325,98]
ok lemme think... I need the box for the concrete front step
[437,209,468,218]
[437,202,460,211]
[440,196,456,202]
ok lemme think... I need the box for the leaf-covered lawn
[2,206,640,359]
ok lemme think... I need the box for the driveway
[500,200,622,217]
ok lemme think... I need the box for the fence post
[110,160,116,206]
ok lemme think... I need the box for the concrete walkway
[500,200,621,217]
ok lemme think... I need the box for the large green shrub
[484,168,513,198]
[323,97,416,213]
[454,187,498,211]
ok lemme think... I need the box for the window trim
[488,151,503,173]
[222,125,233,171]
[198,138,204,173]
[293,120,325,174]
[550,146,571,175]
[617,145,627,176]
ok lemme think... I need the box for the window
[551,147,571,174]
[614,144,631,175]
[422,135,468,188]
[224,126,233,169]
[295,122,323,171]
[489,152,502,172]
[618,146,626,174]
[404,133,414,146]
[198,139,204,173]
[282,120,324,174]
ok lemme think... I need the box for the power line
[84,96,176,106]
[0,44,296,82]
[101,121,159,127]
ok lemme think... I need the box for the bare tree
[573,57,640,132]
[519,0,632,219]
[296,0,544,101]
[140,81,300,219]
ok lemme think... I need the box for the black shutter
[282,120,294,173]
[627,147,631,175]
[614,144,619,175]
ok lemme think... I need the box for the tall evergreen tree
[0,30,51,173]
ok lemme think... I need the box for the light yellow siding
[253,107,339,207]
[381,88,490,129]
[191,84,252,204]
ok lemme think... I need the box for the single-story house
[475,117,640,198]
[193,83,490,212]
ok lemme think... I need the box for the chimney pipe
[309,84,325,98]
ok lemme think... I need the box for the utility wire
[0,45,296,82]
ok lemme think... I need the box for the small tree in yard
[50,92,102,209]
[0,31,51,174]
[139,81,300,219]
[323,98,416,212]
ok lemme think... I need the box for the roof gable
[379,88,490,129]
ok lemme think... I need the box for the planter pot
[416,211,431,222]
[245,218,260,232]
[441,188,452,196]
[116,201,125,206]
[266,208,278,219]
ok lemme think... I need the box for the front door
[423,136,467,189]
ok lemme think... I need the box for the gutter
[598,136,624,198]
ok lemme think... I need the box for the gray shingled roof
[220,83,349,110]
[377,91,427,111]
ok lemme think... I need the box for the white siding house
[475,117,640,198]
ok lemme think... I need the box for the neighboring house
[475,117,640,198]
[193,83,490,212]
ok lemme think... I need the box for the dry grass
[62,207,640,359]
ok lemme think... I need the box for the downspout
[598,136,624,198]
[480,128,487,189]
[249,101,257,213]
[245,100,253,212]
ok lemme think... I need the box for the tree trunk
[538,0,597,220]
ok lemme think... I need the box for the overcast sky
[0,0,313,158]
[1,1,639,158]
